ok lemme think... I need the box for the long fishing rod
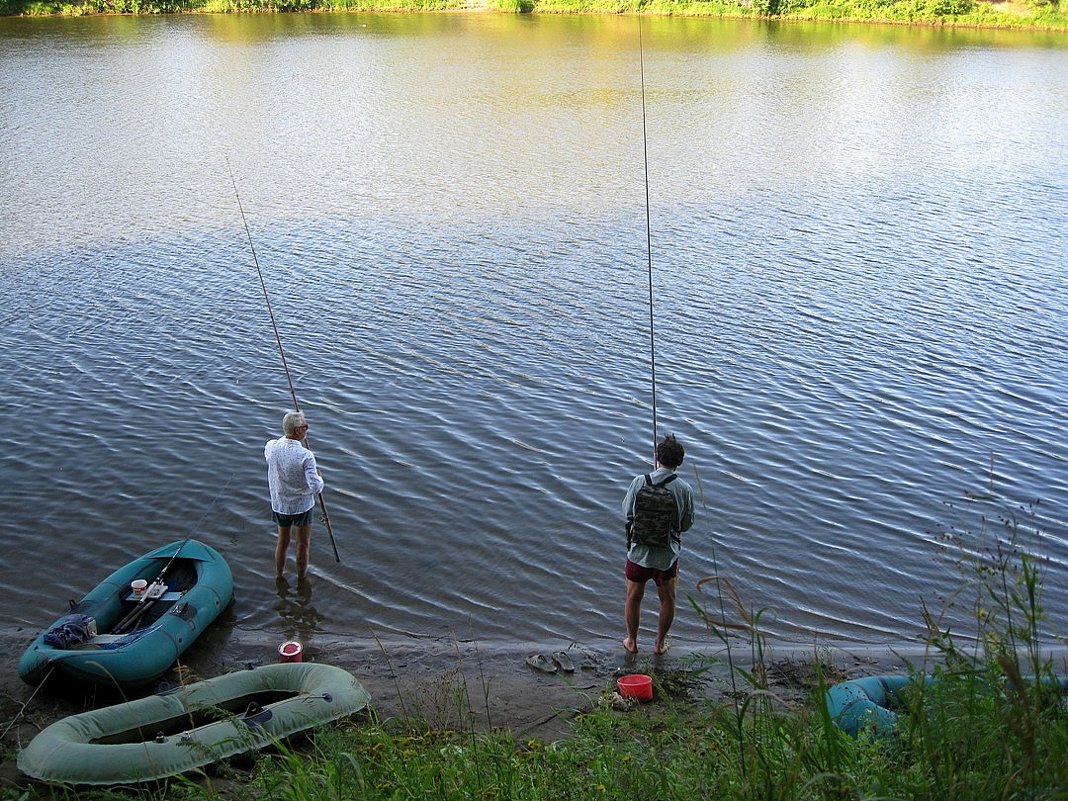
[637,15,659,460]
[228,164,341,564]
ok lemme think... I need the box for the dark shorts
[625,558,679,586]
[272,508,313,528]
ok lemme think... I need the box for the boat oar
[113,540,189,634]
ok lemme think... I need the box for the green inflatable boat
[826,672,1068,738]
[18,539,233,689]
[18,662,371,785]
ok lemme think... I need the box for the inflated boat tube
[824,674,913,737]
[826,672,1068,738]
[18,662,370,785]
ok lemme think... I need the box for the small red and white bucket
[278,640,303,663]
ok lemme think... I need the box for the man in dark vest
[621,434,695,656]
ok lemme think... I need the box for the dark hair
[656,434,684,468]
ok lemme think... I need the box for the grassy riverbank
[161,658,1068,801]
[4,650,1067,800]
[2,0,1066,30]
[2,486,1065,800]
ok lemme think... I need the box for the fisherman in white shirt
[265,410,324,581]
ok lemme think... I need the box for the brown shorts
[625,558,679,586]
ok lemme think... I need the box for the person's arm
[621,476,640,519]
[678,488,695,533]
[303,454,325,495]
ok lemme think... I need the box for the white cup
[131,579,148,596]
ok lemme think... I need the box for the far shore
[1,0,1066,33]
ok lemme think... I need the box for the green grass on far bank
[2,0,1067,30]
[3,479,1065,801]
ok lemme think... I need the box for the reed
[904,479,1068,800]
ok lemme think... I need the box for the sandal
[526,654,557,674]
[551,650,575,672]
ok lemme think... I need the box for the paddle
[112,539,190,634]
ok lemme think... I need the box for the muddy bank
[0,623,925,795]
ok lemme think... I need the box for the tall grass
[905,478,1068,800]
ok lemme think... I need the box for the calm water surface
[1,13,1066,655]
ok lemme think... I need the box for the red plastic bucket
[617,673,653,702]
[278,641,303,663]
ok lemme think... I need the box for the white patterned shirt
[264,436,324,516]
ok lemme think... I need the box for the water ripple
[2,14,1067,652]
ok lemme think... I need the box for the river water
[1,12,1066,657]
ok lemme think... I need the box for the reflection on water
[0,12,1065,651]
[274,577,324,645]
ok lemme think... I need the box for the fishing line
[637,15,659,459]
[693,462,746,773]
[227,163,341,564]
[0,667,54,740]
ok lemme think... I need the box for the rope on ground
[0,666,54,741]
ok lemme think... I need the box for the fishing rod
[637,14,659,461]
[228,164,341,564]
[113,538,191,633]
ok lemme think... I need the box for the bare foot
[622,637,638,654]
[653,638,671,656]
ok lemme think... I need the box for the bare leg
[624,579,646,653]
[654,576,678,655]
[295,524,312,581]
[275,525,292,579]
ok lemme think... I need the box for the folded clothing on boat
[43,614,98,648]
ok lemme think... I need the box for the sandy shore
[0,622,924,794]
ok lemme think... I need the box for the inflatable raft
[18,539,233,689]
[18,662,370,785]
[827,672,1068,737]
[824,674,914,737]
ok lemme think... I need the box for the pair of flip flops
[526,651,575,674]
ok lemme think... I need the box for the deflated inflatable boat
[18,662,370,785]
